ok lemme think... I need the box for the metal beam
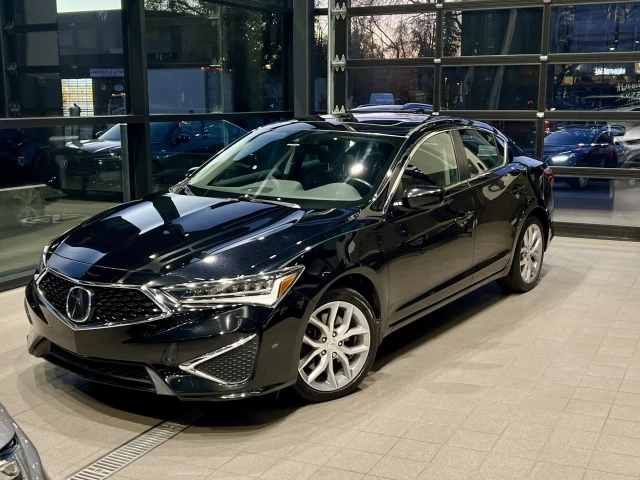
[293,1,314,116]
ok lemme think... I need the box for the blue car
[544,126,620,190]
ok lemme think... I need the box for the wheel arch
[527,206,551,250]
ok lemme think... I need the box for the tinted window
[443,8,543,56]
[551,4,640,54]
[460,129,504,177]
[403,132,459,188]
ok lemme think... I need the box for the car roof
[290,113,497,137]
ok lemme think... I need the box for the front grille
[193,336,259,385]
[45,344,154,391]
[38,271,163,327]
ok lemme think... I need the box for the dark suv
[25,114,554,402]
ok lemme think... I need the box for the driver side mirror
[185,167,198,178]
[173,134,191,147]
[402,186,445,209]
[94,131,104,139]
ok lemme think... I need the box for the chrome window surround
[179,334,259,386]
[35,268,172,331]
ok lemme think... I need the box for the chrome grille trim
[179,334,258,386]
[35,268,172,331]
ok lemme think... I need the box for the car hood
[49,193,361,284]
[0,403,15,450]
[65,139,121,154]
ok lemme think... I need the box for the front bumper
[25,278,306,400]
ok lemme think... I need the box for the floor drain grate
[66,411,205,480]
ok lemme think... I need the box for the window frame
[453,127,509,181]
[384,128,471,213]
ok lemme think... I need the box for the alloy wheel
[298,301,371,392]
[520,223,543,284]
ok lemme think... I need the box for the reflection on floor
[2,237,640,479]
[0,191,117,280]
[554,179,640,227]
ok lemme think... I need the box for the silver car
[0,403,47,480]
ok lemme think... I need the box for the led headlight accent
[0,436,27,480]
[161,266,303,307]
[549,153,574,163]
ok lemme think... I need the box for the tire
[498,216,545,293]
[567,177,589,190]
[294,288,379,403]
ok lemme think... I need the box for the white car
[0,403,47,479]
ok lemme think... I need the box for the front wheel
[498,216,545,293]
[294,288,378,402]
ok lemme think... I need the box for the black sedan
[60,120,247,196]
[25,114,554,403]
[544,127,619,190]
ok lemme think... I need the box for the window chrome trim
[35,268,172,331]
[179,334,259,386]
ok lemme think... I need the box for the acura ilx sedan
[25,113,554,402]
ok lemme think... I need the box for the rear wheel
[498,216,545,293]
[294,288,378,402]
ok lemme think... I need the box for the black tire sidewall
[293,288,379,403]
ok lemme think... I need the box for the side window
[402,132,460,189]
[459,129,504,177]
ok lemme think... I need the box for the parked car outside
[543,126,619,190]
[60,121,247,196]
[25,114,554,403]
[0,402,48,479]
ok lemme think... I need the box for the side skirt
[386,267,509,336]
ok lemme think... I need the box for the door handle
[455,211,474,227]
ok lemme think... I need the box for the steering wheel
[346,177,373,195]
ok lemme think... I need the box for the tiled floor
[2,236,640,480]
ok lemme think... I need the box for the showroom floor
[2,236,640,480]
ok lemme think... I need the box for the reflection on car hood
[65,139,121,154]
[542,144,580,159]
[51,193,359,283]
[0,403,16,450]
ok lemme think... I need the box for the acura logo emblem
[66,287,93,323]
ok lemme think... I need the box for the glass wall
[329,0,640,230]
[145,1,286,113]
[0,0,294,287]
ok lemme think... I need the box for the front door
[456,128,530,283]
[383,131,476,326]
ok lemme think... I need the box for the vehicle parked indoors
[0,402,47,480]
[24,113,554,403]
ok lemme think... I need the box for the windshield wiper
[237,194,300,209]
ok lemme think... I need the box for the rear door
[383,130,476,325]
[456,128,529,283]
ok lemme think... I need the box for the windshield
[98,124,121,141]
[187,124,403,208]
[545,130,597,145]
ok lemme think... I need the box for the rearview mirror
[94,131,104,139]
[402,186,445,209]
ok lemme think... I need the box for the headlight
[161,266,303,307]
[550,153,574,163]
[0,436,28,480]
